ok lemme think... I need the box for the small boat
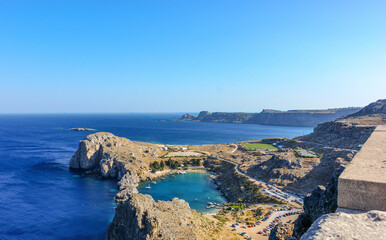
[145,184,151,189]
[152,181,157,184]
[161,177,166,180]
[171,175,176,178]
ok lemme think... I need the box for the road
[212,155,303,204]
[229,144,238,153]
[297,140,358,152]
[230,209,302,240]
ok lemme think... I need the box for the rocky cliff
[107,194,217,240]
[299,99,385,149]
[291,166,344,239]
[180,107,361,127]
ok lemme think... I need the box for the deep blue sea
[0,114,312,240]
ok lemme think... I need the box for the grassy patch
[213,214,229,224]
[244,143,277,150]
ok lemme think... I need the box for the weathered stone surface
[69,132,119,170]
[338,125,386,211]
[300,210,386,240]
[269,222,295,240]
[299,121,375,149]
[107,194,214,240]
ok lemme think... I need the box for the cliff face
[107,194,214,240]
[299,99,385,149]
[180,107,361,127]
[291,166,344,239]
[299,121,375,149]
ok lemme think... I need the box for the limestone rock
[269,222,295,240]
[107,194,212,240]
[300,210,386,240]
[69,132,119,170]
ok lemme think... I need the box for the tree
[160,160,165,170]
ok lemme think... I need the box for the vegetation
[190,158,201,166]
[166,158,180,169]
[213,214,228,224]
[244,143,277,150]
[207,156,217,159]
[295,148,320,158]
[149,160,165,172]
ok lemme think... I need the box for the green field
[244,143,277,150]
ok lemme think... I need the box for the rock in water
[300,210,386,240]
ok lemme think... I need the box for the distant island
[179,107,362,127]
[69,128,96,131]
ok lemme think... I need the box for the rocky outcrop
[69,132,159,181]
[107,194,215,240]
[269,222,295,240]
[299,99,385,149]
[180,108,361,127]
[292,166,344,239]
[69,132,119,170]
[299,121,375,149]
[345,98,386,118]
[300,210,386,240]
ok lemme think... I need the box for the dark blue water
[0,114,312,240]
[138,173,226,213]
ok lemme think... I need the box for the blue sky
[0,1,385,113]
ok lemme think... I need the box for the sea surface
[138,173,227,213]
[0,114,313,240]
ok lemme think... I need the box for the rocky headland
[180,107,361,127]
[69,132,240,240]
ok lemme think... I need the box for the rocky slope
[107,194,218,240]
[205,159,277,204]
[69,132,162,180]
[299,99,385,149]
[69,132,239,240]
[300,210,386,240]
[180,107,361,127]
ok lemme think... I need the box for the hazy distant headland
[180,107,362,127]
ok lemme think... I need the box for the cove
[137,173,226,213]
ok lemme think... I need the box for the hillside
[299,99,385,149]
[180,107,361,127]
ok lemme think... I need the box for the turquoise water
[137,173,226,213]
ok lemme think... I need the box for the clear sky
[0,1,385,113]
